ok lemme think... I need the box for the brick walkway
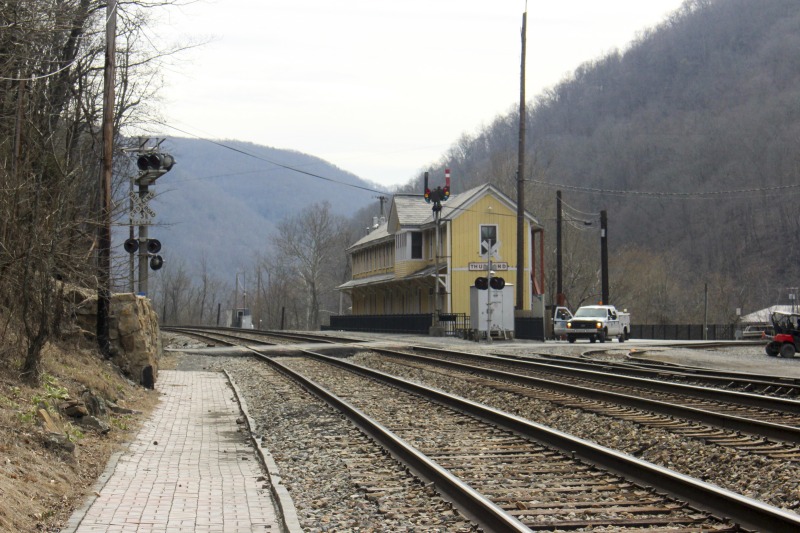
[64,371,278,532]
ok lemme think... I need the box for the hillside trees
[396,0,800,322]
[0,0,186,380]
[149,201,353,330]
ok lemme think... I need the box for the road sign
[129,191,156,222]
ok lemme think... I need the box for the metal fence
[324,315,732,342]
[630,324,736,341]
[324,314,433,334]
[435,313,470,337]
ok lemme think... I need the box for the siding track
[253,349,800,531]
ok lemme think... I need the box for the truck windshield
[574,308,606,318]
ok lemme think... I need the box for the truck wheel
[567,335,576,344]
[780,343,797,358]
[766,343,779,356]
[598,330,607,343]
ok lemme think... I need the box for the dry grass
[0,336,160,532]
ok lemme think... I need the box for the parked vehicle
[564,305,630,343]
[764,311,800,357]
[552,306,573,339]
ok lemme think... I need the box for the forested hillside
[143,137,377,280]
[390,0,800,322]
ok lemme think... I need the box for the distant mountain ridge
[138,137,379,280]
[395,0,800,317]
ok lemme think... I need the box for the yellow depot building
[333,183,545,337]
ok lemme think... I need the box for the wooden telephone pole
[97,0,116,358]
[515,9,527,310]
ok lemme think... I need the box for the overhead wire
[152,121,392,196]
[529,178,800,199]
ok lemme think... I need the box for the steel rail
[161,327,248,347]
[371,346,800,445]
[300,350,800,532]
[168,325,364,345]
[531,350,800,392]
[408,345,800,414]
[246,349,532,533]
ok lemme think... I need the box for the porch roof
[336,264,445,291]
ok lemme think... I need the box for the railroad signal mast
[424,168,450,212]
[125,139,175,296]
[423,169,451,333]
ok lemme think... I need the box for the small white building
[225,308,253,329]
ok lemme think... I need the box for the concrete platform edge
[60,448,128,533]
[224,369,303,533]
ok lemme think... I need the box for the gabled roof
[740,305,797,323]
[349,183,540,252]
[348,221,391,252]
[388,194,433,230]
[436,183,539,226]
[389,184,539,232]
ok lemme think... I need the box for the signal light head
[489,276,505,290]
[137,153,175,171]
[475,277,489,290]
[123,238,139,254]
[136,153,176,185]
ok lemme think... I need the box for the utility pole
[515,8,528,311]
[703,283,709,340]
[600,210,609,305]
[556,191,564,306]
[138,179,150,295]
[423,170,451,335]
[128,175,135,292]
[97,0,116,358]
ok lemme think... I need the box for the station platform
[63,370,294,533]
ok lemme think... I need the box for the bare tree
[271,202,351,329]
[0,0,196,381]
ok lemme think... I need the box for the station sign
[469,262,508,271]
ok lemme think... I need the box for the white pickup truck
[553,305,630,343]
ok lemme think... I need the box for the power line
[152,121,392,195]
[559,197,599,221]
[529,178,800,199]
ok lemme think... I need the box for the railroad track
[222,352,481,531]
[359,348,800,463]
[250,349,800,531]
[523,350,800,398]
[162,325,363,346]
[166,328,800,454]
[403,345,800,423]
[168,331,800,530]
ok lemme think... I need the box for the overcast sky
[153,0,687,188]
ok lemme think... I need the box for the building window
[411,232,422,259]
[480,224,498,257]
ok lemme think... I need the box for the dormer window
[411,232,422,259]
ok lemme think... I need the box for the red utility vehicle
[764,311,800,358]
